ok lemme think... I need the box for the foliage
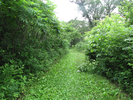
[75,32,94,52]
[67,19,90,50]
[0,61,25,99]
[68,19,90,34]
[0,0,75,99]
[84,14,133,97]
[119,0,133,26]
[62,22,81,47]
[75,41,87,51]
[70,0,121,28]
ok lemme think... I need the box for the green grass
[23,49,130,100]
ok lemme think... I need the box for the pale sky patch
[50,0,83,22]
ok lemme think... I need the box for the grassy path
[24,50,128,100]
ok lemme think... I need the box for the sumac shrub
[0,0,70,99]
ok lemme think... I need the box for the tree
[62,22,81,47]
[103,0,121,16]
[68,19,90,34]
[70,0,122,28]
[119,0,133,26]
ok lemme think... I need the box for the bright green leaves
[119,0,133,26]
[30,1,35,5]
[84,13,133,97]
[0,0,69,99]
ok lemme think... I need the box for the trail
[24,50,128,100]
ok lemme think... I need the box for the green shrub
[75,41,87,51]
[78,60,98,73]
[85,14,133,96]
[0,61,25,99]
[0,0,71,99]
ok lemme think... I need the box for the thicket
[84,13,133,96]
[76,0,133,97]
[0,0,79,99]
[62,22,81,47]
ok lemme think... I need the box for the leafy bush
[119,0,133,26]
[78,60,98,72]
[62,22,81,47]
[0,61,25,99]
[0,0,75,99]
[85,14,133,96]
[75,41,87,51]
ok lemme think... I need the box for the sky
[50,0,83,22]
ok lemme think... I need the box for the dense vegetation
[0,0,80,99]
[77,0,133,97]
[0,0,133,99]
[85,14,133,96]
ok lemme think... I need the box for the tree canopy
[70,0,122,27]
